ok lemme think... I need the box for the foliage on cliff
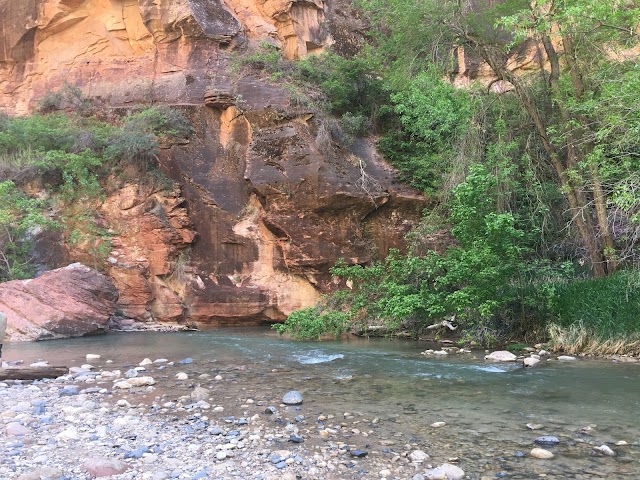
[276,0,640,349]
[0,102,192,281]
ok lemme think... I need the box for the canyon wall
[0,0,423,327]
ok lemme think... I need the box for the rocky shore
[0,355,466,480]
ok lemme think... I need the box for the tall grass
[548,270,640,355]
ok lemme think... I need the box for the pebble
[534,435,560,446]
[530,448,554,459]
[86,354,101,360]
[431,421,446,428]
[176,372,189,380]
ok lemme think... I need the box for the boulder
[282,390,303,405]
[484,351,517,362]
[523,357,540,367]
[1,264,118,341]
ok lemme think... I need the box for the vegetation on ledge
[275,0,640,353]
[0,90,193,281]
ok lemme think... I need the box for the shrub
[273,307,351,340]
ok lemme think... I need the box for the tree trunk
[0,366,69,381]
[474,40,607,276]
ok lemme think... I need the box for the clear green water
[4,328,640,478]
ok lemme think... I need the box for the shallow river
[4,328,640,479]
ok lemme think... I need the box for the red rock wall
[0,0,423,327]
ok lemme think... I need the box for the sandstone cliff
[0,0,423,327]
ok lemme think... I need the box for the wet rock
[484,351,517,362]
[350,450,368,458]
[530,448,554,459]
[523,357,540,367]
[557,355,576,361]
[82,456,128,477]
[593,445,615,456]
[431,421,446,428]
[526,423,544,430]
[535,436,560,446]
[282,390,303,405]
[425,463,465,480]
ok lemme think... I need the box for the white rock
[153,358,169,363]
[434,350,448,356]
[538,349,549,356]
[113,381,133,389]
[81,364,94,370]
[530,448,554,459]
[176,372,189,380]
[408,450,429,462]
[523,357,540,367]
[139,358,153,366]
[594,445,615,456]
[485,351,517,362]
[30,361,49,367]
[127,376,156,386]
[380,469,392,477]
[425,463,465,480]
[191,387,210,401]
[56,428,80,441]
[216,451,227,460]
[86,354,101,360]
[557,355,576,361]
[615,440,628,446]
[431,421,446,428]
[214,375,223,381]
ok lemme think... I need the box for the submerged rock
[282,391,303,405]
[535,436,560,446]
[593,445,615,456]
[531,448,554,459]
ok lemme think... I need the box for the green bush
[273,307,351,340]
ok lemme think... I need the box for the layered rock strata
[0,0,422,327]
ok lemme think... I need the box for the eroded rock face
[0,263,118,341]
[0,0,424,327]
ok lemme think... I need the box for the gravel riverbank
[0,355,462,480]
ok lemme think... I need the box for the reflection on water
[4,327,640,478]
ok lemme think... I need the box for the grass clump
[547,271,640,356]
[273,306,351,340]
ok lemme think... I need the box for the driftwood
[0,366,68,381]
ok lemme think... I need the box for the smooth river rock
[531,448,554,459]
[425,463,465,480]
[535,436,560,446]
[484,351,517,362]
[82,457,128,477]
[282,391,303,405]
[523,357,540,367]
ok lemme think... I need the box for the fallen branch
[0,366,69,381]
